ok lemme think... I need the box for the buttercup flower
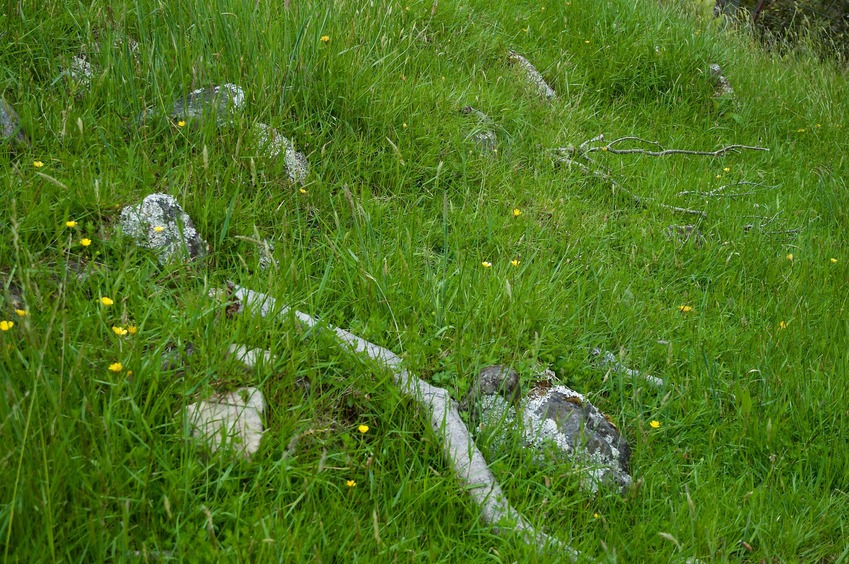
[299,188,307,194]
[593,513,600,519]
[0,321,14,331]
[831,258,838,263]
[512,208,522,217]
[127,326,138,335]
[358,425,369,434]
[346,480,356,487]
[66,221,77,228]
[33,161,44,168]
[650,420,661,429]
[511,259,520,267]
[177,120,186,127]
[779,321,787,329]
[320,35,330,43]
[112,326,128,336]
[723,167,730,172]
[678,305,694,313]
[81,238,91,247]
[108,362,123,373]
[100,297,114,306]
[15,309,28,317]
[481,261,492,268]
[153,226,165,233]
[786,253,794,261]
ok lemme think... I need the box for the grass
[1,0,848,560]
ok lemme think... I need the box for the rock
[253,123,309,184]
[465,366,632,494]
[666,224,705,247]
[1,97,29,146]
[140,83,245,126]
[507,51,556,100]
[68,56,94,89]
[185,387,264,458]
[460,106,498,154]
[161,341,196,372]
[256,238,279,270]
[709,64,734,98]
[119,193,209,264]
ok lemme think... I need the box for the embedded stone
[253,122,309,184]
[140,83,245,126]
[185,387,264,458]
[1,97,28,146]
[119,193,208,264]
[508,51,556,100]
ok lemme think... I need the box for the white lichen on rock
[118,193,208,264]
[254,122,309,184]
[186,387,265,458]
[508,50,557,100]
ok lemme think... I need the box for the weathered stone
[709,64,735,98]
[140,83,245,126]
[666,224,705,247]
[466,366,632,494]
[1,98,29,146]
[119,193,208,264]
[161,341,196,372]
[68,56,94,89]
[186,387,264,458]
[253,122,309,184]
[460,106,498,154]
[508,51,556,100]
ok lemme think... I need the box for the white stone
[186,387,264,458]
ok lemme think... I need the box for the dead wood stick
[224,284,576,558]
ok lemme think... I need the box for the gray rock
[709,64,734,98]
[141,83,245,126]
[257,238,279,270]
[253,122,309,184]
[507,51,556,100]
[186,387,265,459]
[591,348,665,387]
[68,56,94,89]
[1,98,29,146]
[666,224,705,247]
[460,106,498,154]
[466,366,632,494]
[119,193,208,264]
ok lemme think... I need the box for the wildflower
[512,208,522,217]
[346,480,356,487]
[716,174,722,179]
[177,120,186,127]
[778,321,787,330]
[650,420,661,429]
[81,238,91,247]
[481,261,492,268]
[127,325,138,335]
[584,40,590,44]
[33,161,44,168]
[15,309,28,317]
[66,221,77,228]
[299,188,307,194]
[511,259,520,267]
[112,326,128,336]
[0,321,14,331]
[723,167,730,172]
[108,362,123,373]
[831,258,837,263]
[815,123,821,128]
[593,513,599,519]
[320,35,330,43]
[153,226,165,233]
[601,146,608,151]
[786,253,793,261]
[402,122,407,128]
[100,297,114,306]
[678,305,694,313]
[358,424,369,434]
[796,128,805,133]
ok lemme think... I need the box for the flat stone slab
[118,193,208,264]
[186,387,265,458]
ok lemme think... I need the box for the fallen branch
[222,283,576,558]
[582,136,769,157]
[678,181,778,198]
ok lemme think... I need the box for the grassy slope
[1,0,847,560]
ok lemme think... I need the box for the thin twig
[585,137,769,157]
[678,181,778,198]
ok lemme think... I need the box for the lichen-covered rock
[140,83,245,126]
[119,193,208,264]
[1,97,29,146]
[256,238,279,270]
[253,122,309,184]
[460,106,498,154]
[68,56,94,89]
[709,64,735,98]
[507,51,557,100]
[466,366,632,494]
[186,387,264,459]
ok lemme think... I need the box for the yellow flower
[100,297,114,306]
[402,122,407,129]
[511,259,520,267]
[81,238,91,247]
[830,258,837,263]
[66,221,77,228]
[153,226,165,233]
[678,305,694,313]
[593,513,599,519]
[127,326,138,335]
[601,146,608,151]
[584,40,590,44]
[15,309,28,317]
[650,420,661,429]
[346,480,356,487]
[33,161,44,168]
[177,120,186,127]
[796,128,805,133]
[481,261,492,268]
[299,188,307,194]
[723,167,730,172]
[0,321,14,331]
[512,208,522,217]
[786,253,794,261]
[108,362,123,373]
[716,174,722,179]
[358,424,369,434]
[112,326,128,336]
[320,35,330,43]
[778,321,787,329]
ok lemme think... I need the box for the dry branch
[678,181,778,198]
[222,283,577,558]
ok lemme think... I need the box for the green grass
[2,0,848,561]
